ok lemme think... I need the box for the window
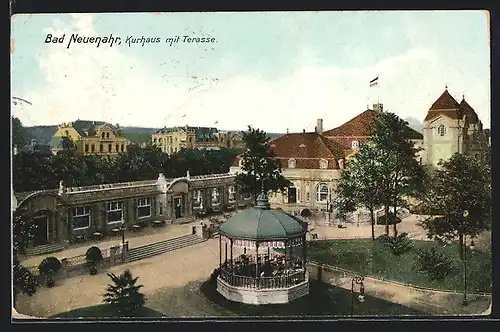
[352,140,359,149]
[212,188,220,204]
[100,144,103,152]
[121,144,124,152]
[106,132,110,139]
[91,144,95,152]
[116,144,119,152]
[159,138,162,143]
[288,158,296,168]
[65,130,69,136]
[108,144,112,152]
[72,206,91,230]
[438,125,447,136]
[85,144,89,152]
[243,192,252,199]
[107,201,123,224]
[102,132,105,139]
[159,202,164,215]
[228,186,236,202]
[319,159,328,169]
[316,183,329,202]
[154,138,157,143]
[306,192,310,201]
[238,159,244,167]
[137,197,151,218]
[194,190,202,202]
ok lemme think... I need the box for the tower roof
[460,98,479,124]
[424,90,463,122]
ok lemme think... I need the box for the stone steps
[125,234,204,263]
[24,243,66,256]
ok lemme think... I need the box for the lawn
[49,304,165,319]
[308,239,491,293]
[200,277,426,316]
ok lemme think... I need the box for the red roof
[424,89,464,122]
[323,109,377,137]
[460,98,479,124]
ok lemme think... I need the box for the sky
[10,11,490,132]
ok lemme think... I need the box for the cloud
[13,14,490,133]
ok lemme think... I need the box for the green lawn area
[49,304,165,319]
[308,239,491,293]
[201,278,425,316]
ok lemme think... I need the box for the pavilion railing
[219,268,306,290]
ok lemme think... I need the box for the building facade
[230,131,346,214]
[51,120,128,158]
[423,89,489,167]
[13,172,253,249]
[152,126,197,154]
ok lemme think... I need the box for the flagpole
[377,74,379,104]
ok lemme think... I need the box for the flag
[370,76,379,87]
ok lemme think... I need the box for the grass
[200,277,425,316]
[308,239,491,293]
[49,304,166,319]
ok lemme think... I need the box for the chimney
[303,129,306,133]
[31,139,36,146]
[316,118,323,134]
[186,170,190,179]
[373,103,383,112]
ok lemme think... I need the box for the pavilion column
[255,242,259,278]
[219,234,222,269]
[302,234,307,265]
[225,242,228,265]
[230,239,233,274]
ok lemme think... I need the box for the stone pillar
[60,258,69,277]
[109,245,119,265]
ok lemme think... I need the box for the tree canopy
[12,146,240,192]
[419,153,491,256]
[234,126,291,202]
[12,116,26,149]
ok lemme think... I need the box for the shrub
[414,247,454,280]
[86,247,103,264]
[103,269,146,314]
[13,259,39,299]
[38,257,62,287]
[377,233,413,256]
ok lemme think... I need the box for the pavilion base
[216,276,309,305]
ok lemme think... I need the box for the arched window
[288,158,296,168]
[106,132,110,139]
[101,132,105,139]
[438,125,447,136]
[316,183,329,202]
[319,159,328,169]
[351,140,359,149]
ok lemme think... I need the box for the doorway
[288,187,297,204]
[174,197,183,218]
[32,215,49,246]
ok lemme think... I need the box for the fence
[219,267,306,289]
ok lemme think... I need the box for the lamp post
[350,275,365,316]
[462,210,475,306]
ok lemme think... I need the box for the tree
[103,269,146,314]
[235,126,292,203]
[13,257,39,307]
[334,143,384,240]
[370,112,425,237]
[419,153,491,259]
[12,209,38,256]
[12,116,26,149]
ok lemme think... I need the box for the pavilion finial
[445,83,448,90]
[256,179,270,210]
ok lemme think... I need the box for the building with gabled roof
[423,88,489,167]
[51,120,128,158]
[230,130,346,214]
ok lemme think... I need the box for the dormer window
[299,144,306,148]
[288,158,296,168]
[438,125,447,136]
[351,140,359,149]
[319,159,328,169]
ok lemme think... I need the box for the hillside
[22,123,285,146]
[404,117,424,134]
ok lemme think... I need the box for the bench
[153,220,165,228]
[131,224,141,232]
[93,232,103,241]
[111,228,121,236]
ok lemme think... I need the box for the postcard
[11,11,491,320]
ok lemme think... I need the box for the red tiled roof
[429,90,461,110]
[324,109,423,140]
[323,109,377,137]
[424,90,464,122]
[460,98,479,124]
[269,132,345,160]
